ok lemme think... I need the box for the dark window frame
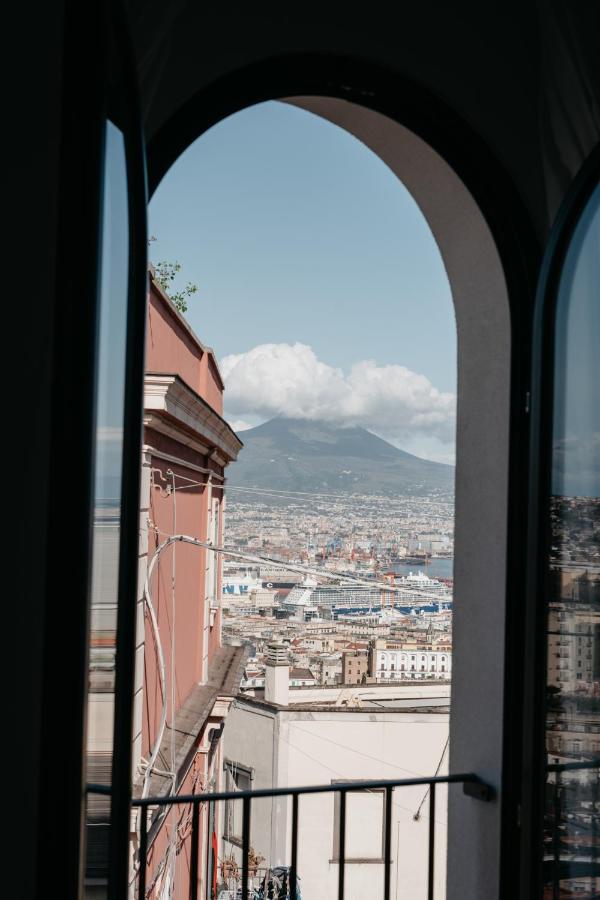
[223,759,255,846]
[520,141,600,898]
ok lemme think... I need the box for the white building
[221,655,450,900]
[371,638,452,680]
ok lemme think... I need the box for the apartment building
[342,651,369,685]
[111,274,243,896]
[370,637,452,681]
[222,652,450,899]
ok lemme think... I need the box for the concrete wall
[221,702,277,863]
[223,700,449,899]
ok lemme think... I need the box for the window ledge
[329,858,387,865]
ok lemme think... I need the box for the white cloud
[222,342,456,459]
[228,418,256,433]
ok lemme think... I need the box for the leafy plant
[148,236,198,314]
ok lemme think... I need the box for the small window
[223,760,254,844]
[331,784,386,862]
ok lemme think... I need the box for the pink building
[131,272,244,898]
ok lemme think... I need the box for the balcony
[88,774,492,899]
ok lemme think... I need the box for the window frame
[223,759,255,846]
[520,141,600,899]
[142,52,537,900]
[330,781,388,864]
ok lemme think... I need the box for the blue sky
[149,101,457,463]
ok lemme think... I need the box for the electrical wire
[289,724,435,778]
[275,727,448,827]
[413,735,450,821]
[147,525,451,603]
[141,539,169,799]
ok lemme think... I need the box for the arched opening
[132,93,512,898]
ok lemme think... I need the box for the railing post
[242,795,251,900]
[138,807,147,900]
[190,799,200,900]
[290,793,299,900]
[338,789,346,900]
[384,786,392,900]
[428,783,436,900]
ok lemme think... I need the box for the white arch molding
[285,96,511,900]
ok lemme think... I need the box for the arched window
[136,85,513,900]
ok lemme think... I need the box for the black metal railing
[88,772,492,900]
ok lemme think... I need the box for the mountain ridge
[227,417,454,497]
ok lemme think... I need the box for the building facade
[370,637,452,681]
[129,274,244,898]
[342,651,369,685]
[221,667,450,900]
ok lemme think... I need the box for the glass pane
[545,184,600,897]
[85,119,130,897]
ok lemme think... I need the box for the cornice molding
[144,373,242,465]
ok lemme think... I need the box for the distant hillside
[227,417,454,497]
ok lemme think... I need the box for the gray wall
[222,701,278,865]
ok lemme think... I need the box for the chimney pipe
[265,642,289,706]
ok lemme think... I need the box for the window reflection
[545,185,600,898]
[85,120,129,897]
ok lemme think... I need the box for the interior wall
[286,97,511,899]
[5,2,67,896]
[132,2,600,242]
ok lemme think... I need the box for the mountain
[227,417,454,497]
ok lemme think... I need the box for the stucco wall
[146,285,203,392]
[146,281,224,414]
[223,700,449,899]
[142,452,209,759]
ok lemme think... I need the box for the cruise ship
[282,571,452,618]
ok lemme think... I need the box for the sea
[392,558,454,579]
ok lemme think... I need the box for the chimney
[265,642,289,706]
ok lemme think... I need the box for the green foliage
[148,236,198,314]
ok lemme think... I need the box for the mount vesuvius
[227,418,454,497]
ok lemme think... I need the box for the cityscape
[221,488,454,694]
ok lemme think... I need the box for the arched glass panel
[545,183,600,897]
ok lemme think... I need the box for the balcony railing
[88,773,491,900]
